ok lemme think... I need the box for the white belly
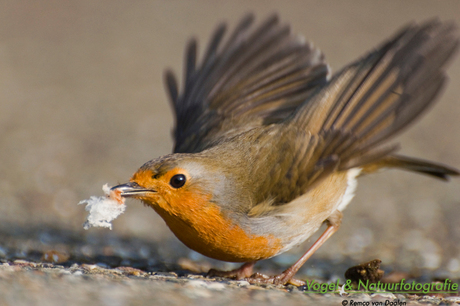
[273,168,361,254]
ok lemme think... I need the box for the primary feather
[165,13,329,153]
[164,15,459,201]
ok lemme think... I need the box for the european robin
[112,14,459,285]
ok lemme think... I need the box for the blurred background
[1,0,459,280]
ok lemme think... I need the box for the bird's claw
[245,272,306,286]
[206,268,305,286]
[206,262,255,280]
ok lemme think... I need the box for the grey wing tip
[164,70,179,106]
[240,12,256,25]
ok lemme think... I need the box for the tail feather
[361,154,460,181]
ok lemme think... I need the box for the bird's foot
[245,272,306,286]
[206,262,305,286]
[207,261,255,280]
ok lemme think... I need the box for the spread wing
[165,14,329,153]
[248,19,459,209]
[284,19,459,193]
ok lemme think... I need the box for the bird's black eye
[170,174,186,188]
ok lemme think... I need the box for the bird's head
[111,153,238,218]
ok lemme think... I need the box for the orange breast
[148,191,282,262]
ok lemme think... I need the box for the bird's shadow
[0,222,428,283]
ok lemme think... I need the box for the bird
[112,14,459,285]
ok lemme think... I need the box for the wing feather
[167,14,329,153]
[290,19,459,173]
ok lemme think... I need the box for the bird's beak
[111,182,156,198]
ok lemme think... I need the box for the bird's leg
[207,261,256,280]
[248,210,343,286]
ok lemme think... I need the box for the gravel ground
[1,260,459,306]
[1,1,460,305]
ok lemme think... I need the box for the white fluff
[337,168,361,212]
[78,184,126,230]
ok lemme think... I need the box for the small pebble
[347,293,371,301]
[96,262,109,268]
[42,250,69,264]
[184,288,211,299]
[82,264,98,270]
[13,260,37,267]
[371,292,397,299]
[186,280,208,287]
[236,280,251,287]
[115,266,145,276]
[205,282,226,290]
[419,296,441,304]
[153,272,178,277]
[445,296,460,303]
